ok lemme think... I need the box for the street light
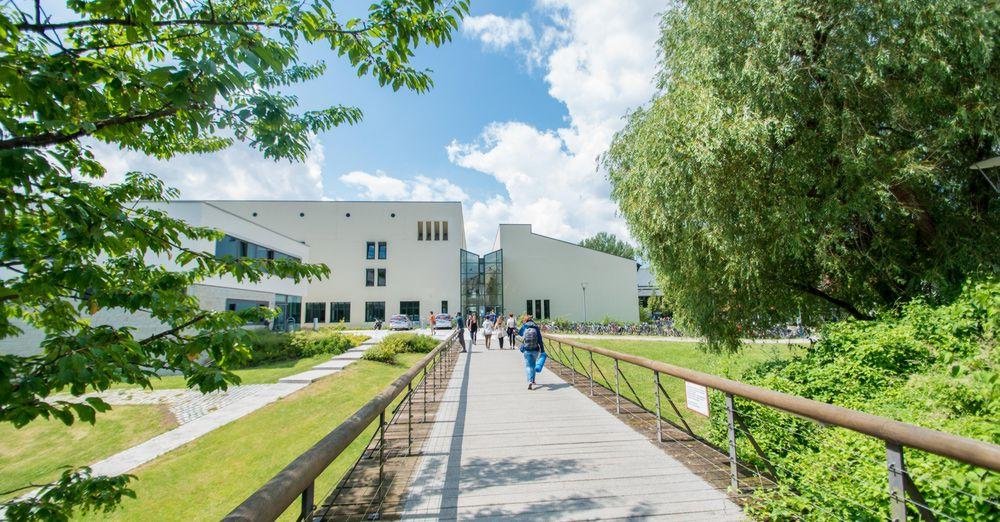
[581,282,589,322]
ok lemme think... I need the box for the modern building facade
[1,200,640,354]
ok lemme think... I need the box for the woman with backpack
[518,314,545,390]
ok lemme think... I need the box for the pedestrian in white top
[483,317,495,349]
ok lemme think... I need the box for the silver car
[433,313,453,329]
[388,314,413,330]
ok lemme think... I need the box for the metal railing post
[407,381,413,456]
[887,441,907,521]
[725,393,739,492]
[614,359,621,414]
[654,370,662,443]
[568,344,575,386]
[379,410,386,487]
[422,366,427,423]
[589,351,594,396]
[299,481,314,522]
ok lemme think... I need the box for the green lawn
[552,338,796,436]
[108,353,337,390]
[0,405,178,501]
[80,353,424,521]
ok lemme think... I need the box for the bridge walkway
[397,337,744,521]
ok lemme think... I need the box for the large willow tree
[605,0,999,348]
[0,0,466,518]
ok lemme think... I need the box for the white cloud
[90,139,326,200]
[339,171,468,202]
[462,14,535,49]
[451,0,663,253]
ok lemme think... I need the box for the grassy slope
[556,338,795,435]
[0,405,178,501]
[81,353,423,521]
[105,353,336,390]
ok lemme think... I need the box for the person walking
[483,314,494,349]
[454,311,466,352]
[505,313,516,348]
[467,313,479,345]
[495,315,506,349]
[428,311,436,336]
[519,314,545,389]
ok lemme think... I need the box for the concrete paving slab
[278,369,339,384]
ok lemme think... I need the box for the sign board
[685,381,710,417]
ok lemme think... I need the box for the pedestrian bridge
[224,332,1000,521]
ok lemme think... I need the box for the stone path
[400,335,744,521]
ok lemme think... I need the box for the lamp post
[581,282,588,322]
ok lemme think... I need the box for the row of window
[365,241,387,260]
[365,268,386,287]
[417,221,448,241]
[303,300,449,323]
[526,299,551,320]
[215,235,301,262]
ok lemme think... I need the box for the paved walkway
[401,337,744,521]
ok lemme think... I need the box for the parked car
[433,313,453,329]
[388,314,413,330]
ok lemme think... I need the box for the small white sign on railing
[685,381,710,416]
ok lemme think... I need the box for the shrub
[236,330,294,368]
[719,279,999,519]
[361,344,398,364]
[290,329,368,357]
[362,333,439,364]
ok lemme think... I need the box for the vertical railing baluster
[379,410,386,487]
[886,441,907,522]
[614,359,621,414]
[589,351,594,396]
[725,393,739,492]
[299,481,314,522]
[407,381,413,456]
[654,370,662,443]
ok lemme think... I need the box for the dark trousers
[507,327,516,347]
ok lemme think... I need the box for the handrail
[544,333,1000,472]
[223,330,459,522]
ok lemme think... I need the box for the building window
[417,221,423,241]
[274,294,302,329]
[434,221,440,240]
[215,234,300,263]
[400,301,420,322]
[443,221,449,241]
[331,302,351,323]
[378,241,387,260]
[525,299,550,319]
[377,268,386,287]
[305,302,326,323]
[365,301,385,322]
[543,299,551,320]
[365,268,375,287]
[425,221,432,241]
[441,300,448,314]
[526,299,533,317]
[366,241,376,260]
[535,300,542,319]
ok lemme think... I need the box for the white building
[1,200,639,353]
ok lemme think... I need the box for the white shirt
[506,317,515,328]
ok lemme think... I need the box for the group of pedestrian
[456,308,546,390]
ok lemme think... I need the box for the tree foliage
[578,232,637,260]
[0,0,467,517]
[604,0,999,348]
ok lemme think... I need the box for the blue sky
[95,1,666,252]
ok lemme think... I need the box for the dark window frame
[399,301,420,322]
[365,268,375,287]
[441,300,448,314]
[304,302,326,323]
[331,302,351,323]
[377,268,386,287]
[377,241,387,260]
[366,241,376,260]
[365,301,385,322]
